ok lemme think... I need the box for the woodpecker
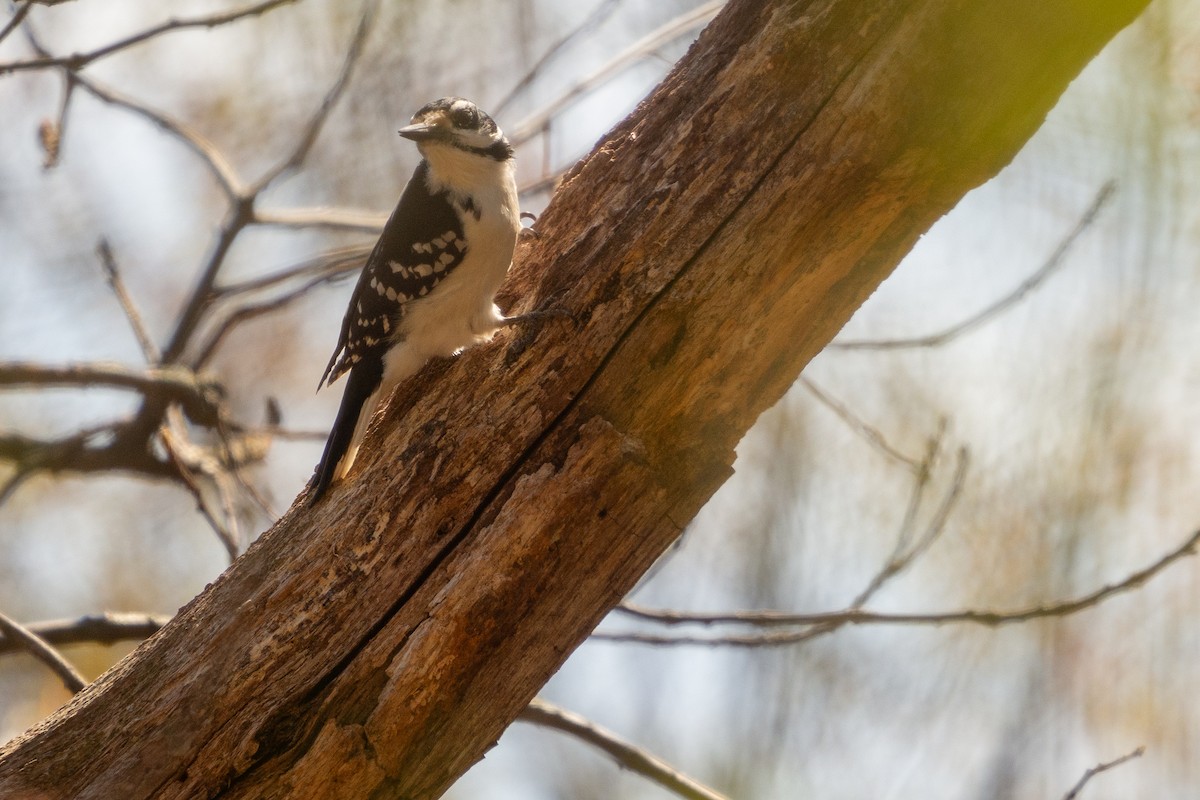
[309,97,521,503]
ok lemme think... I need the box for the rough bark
[0,0,1149,797]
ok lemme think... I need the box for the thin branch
[492,0,624,115]
[0,469,31,507]
[97,239,161,362]
[261,426,328,442]
[216,245,367,298]
[196,243,369,366]
[599,528,1200,645]
[0,427,176,481]
[252,0,378,190]
[0,362,218,410]
[799,376,920,470]
[519,699,729,800]
[69,72,244,199]
[161,198,255,364]
[831,180,1116,351]
[853,437,964,606]
[0,0,298,75]
[213,414,280,521]
[160,409,240,561]
[0,611,87,694]
[195,271,350,368]
[0,612,170,656]
[1062,747,1144,800]
[249,206,386,234]
[0,3,34,52]
[508,1,724,146]
[518,167,569,198]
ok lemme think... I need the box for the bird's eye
[450,106,477,129]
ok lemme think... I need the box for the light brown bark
[0,1,1149,797]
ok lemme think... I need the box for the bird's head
[398,97,513,162]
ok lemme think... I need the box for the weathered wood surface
[0,1,1148,797]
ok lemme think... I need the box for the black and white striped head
[398,97,513,162]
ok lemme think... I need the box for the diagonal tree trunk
[0,0,1149,797]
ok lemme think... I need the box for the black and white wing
[319,161,467,389]
[310,161,468,502]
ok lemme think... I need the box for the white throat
[420,142,514,197]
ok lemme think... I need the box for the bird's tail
[309,362,383,505]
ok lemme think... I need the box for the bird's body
[310,98,520,503]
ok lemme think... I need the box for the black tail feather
[309,358,382,505]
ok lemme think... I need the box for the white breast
[383,148,520,387]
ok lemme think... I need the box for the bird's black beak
[398,122,437,142]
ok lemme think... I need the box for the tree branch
[0,2,33,48]
[831,180,1116,351]
[799,376,922,470]
[0,1,1153,796]
[492,0,624,116]
[519,699,729,800]
[69,72,244,198]
[248,207,386,234]
[508,0,723,146]
[0,362,219,412]
[0,427,177,482]
[0,0,299,75]
[251,0,379,190]
[0,611,86,694]
[96,239,160,362]
[1062,747,1144,800]
[605,527,1200,644]
[0,613,170,656]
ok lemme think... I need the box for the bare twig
[97,239,160,362]
[0,3,34,55]
[518,167,569,198]
[0,610,87,694]
[195,243,371,366]
[213,415,279,521]
[70,73,244,199]
[215,244,369,298]
[0,0,298,75]
[249,207,386,234]
[161,200,255,364]
[160,409,240,561]
[853,436,964,606]
[0,2,33,51]
[252,0,379,189]
[195,272,350,368]
[508,1,724,146]
[164,0,377,364]
[1062,747,1144,800]
[493,0,624,115]
[0,362,219,414]
[22,16,243,195]
[799,376,920,470]
[519,698,729,800]
[831,181,1116,351]
[261,427,328,441]
[0,427,176,481]
[0,470,31,507]
[600,528,1200,645]
[0,612,170,656]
